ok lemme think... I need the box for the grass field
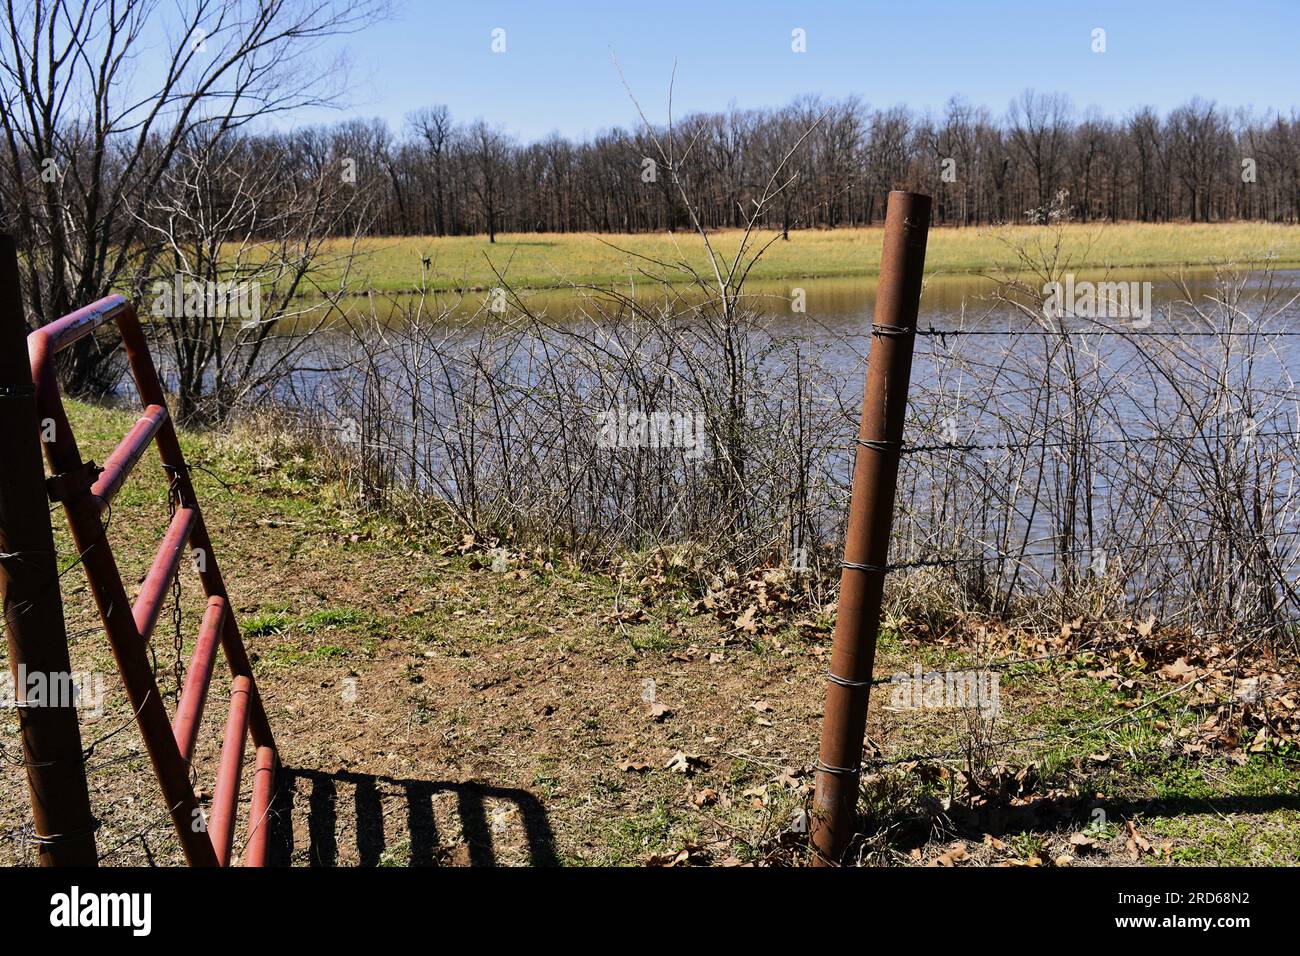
[315,222,1300,294]
[2,400,1296,866]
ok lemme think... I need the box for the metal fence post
[810,191,931,865]
[0,233,99,865]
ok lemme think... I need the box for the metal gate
[25,293,278,866]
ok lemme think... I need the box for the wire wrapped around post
[810,191,931,866]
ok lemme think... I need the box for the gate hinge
[46,460,102,503]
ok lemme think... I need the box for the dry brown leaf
[774,767,802,790]
[645,848,690,867]
[666,751,706,774]
[692,787,719,807]
[931,842,970,866]
[1068,832,1099,852]
[647,701,672,722]
[1125,820,1152,861]
[1159,657,1199,682]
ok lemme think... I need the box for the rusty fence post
[0,233,99,865]
[810,191,931,865]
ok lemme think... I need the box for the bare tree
[1168,98,1228,223]
[1008,89,1073,216]
[0,0,385,390]
[460,121,512,243]
[408,106,454,236]
[136,127,366,423]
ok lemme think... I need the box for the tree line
[18,90,1283,255]
[327,91,1300,239]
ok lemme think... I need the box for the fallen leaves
[1159,657,1200,682]
[1068,832,1100,853]
[647,701,672,722]
[773,767,805,792]
[691,787,720,808]
[644,844,707,867]
[686,566,818,637]
[930,842,970,866]
[1125,820,1152,861]
[665,751,707,775]
[606,606,648,627]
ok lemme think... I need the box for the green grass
[299,608,368,631]
[258,642,349,668]
[1151,811,1300,865]
[597,800,685,866]
[242,612,292,637]
[300,222,1300,294]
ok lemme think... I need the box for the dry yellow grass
[307,222,1300,293]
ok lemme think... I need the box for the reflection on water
[322,265,1296,323]
[279,266,1300,425]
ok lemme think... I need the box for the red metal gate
[28,294,278,866]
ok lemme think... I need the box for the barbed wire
[0,493,114,640]
[888,426,1300,455]
[0,493,121,771]
[874,528,1300,574]
[0,684,151,772]
[910,325,1300,342]
[95,800,183,863]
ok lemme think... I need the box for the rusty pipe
[242,745,276,867]
[810,191,931,866]
[209,676,251,866]
[32,294,131,355]
[133,506,197,645]
[0,234,99,866]
[173,596,226,764]
[88,404,169,513]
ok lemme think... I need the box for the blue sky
[300,0,1300,139]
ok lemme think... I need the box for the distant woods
[8,89,1297,270]
[300,92,1298,238]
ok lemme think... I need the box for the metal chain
[166,474,185,702]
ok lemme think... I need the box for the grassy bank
[315,222,1300,293]
[1,400,1296,866]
